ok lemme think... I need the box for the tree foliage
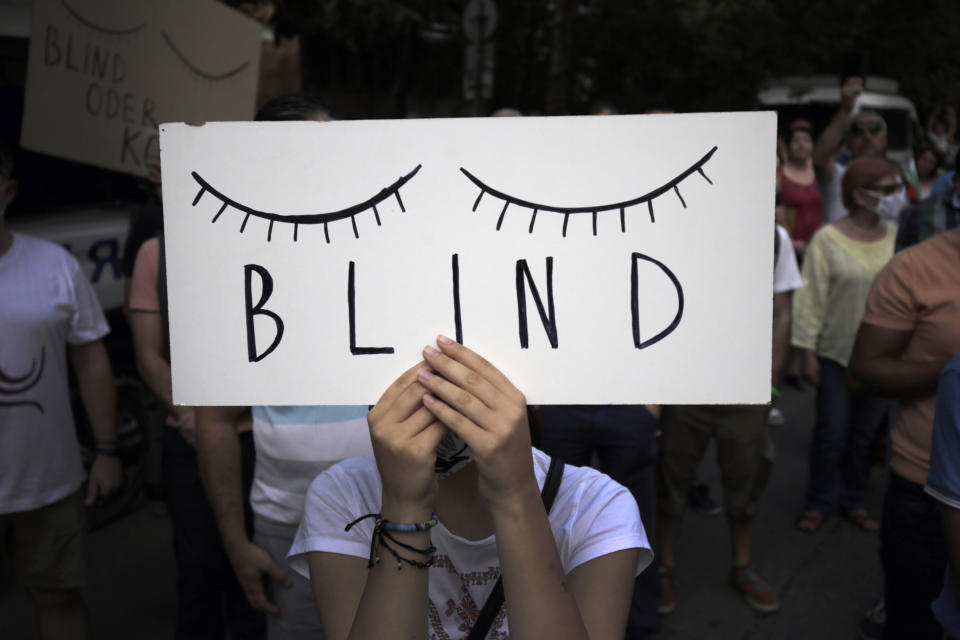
[236,0,960,119]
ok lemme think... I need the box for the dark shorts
[0,490,87,590]
[657,404,772,522]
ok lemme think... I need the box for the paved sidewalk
[658,386,886,640]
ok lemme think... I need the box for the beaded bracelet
[345,512,438,570]
[382,515,438,532]
[344,512,439,533]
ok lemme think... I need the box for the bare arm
[772,291,792,389]
[308,544,637,640]
[813,76,862,182]
[129,308,195,442]
[302,362,444,640]
[68,339,121,503]
[129,311,173,409]
[197,405,291,612]
[847,323,947,397]
[421,339,638,639]
[491,488,637,640]
[311,345,640,640]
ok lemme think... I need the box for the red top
[779,170,823,244]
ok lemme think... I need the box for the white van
[7,204,134,312]
[757,75,920,166]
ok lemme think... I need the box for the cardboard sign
[161,113,776,405]
[21,0,260,176]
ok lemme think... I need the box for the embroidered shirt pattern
[428,553,509,639]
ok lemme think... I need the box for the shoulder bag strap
[467,456,565,640]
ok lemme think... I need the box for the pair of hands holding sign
[369,335,536,516]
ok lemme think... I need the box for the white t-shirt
[821,161,848,224]
[251,404,373,525]
[289,448,652,639]
[774,225,803,294]
[0,233,109,513]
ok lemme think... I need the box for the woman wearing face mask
[287,337,651,640]
[792,157,901,534]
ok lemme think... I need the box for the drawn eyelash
[62,0,146,35]
[461,146,718,236]
[161,31,249,81]
[190,165,421,243]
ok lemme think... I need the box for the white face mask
[862,187,905,222]
[434,431,472,476]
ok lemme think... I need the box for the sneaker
[658,568,677,615]
[767,407,785,427]
[858,597,885,640]
[687,483,722,516]
[730,565,780,613]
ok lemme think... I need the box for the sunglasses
[851,120,884,136]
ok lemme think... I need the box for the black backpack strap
[774,225,781,266]
[540,456,564,512]
[467,456,565,640]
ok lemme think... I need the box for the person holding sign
[288,336,651,640]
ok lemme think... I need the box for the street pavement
[1,384,886,639]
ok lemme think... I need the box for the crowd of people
[1,74,959,640]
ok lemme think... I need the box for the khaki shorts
[0,490,87,590]
[657,405,772,522]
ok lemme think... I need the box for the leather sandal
[844,508,880,532]
[795,510,824,533]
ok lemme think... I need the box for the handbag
[466,456,565,640]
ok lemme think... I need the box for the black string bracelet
[345,512,438,570]
[379,537,436,570]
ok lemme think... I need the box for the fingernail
[423,393,436,405]
[424,345,440,358]
[417,367,434,381]
[437,334,452,345]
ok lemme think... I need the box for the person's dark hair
[846,109,887,137]
[914,143,942,168]
[787,119,813,143]
[255,93,333,122]
[0,138,13,181]
[590,102,618,116]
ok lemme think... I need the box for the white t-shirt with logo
[0,233,109,513]
[289,448,652,639]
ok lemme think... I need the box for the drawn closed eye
[190,165,421,243]
[62,0,146,35]
[461,146,717,237]
[161,31,249,81]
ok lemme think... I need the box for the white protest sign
[21,0,260,176]
[161,112,776,406]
